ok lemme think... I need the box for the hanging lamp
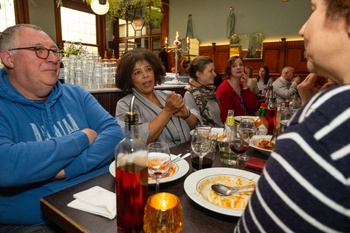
[90,0,109,15]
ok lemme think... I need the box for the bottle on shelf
[109,50,118,64]
[102,50,109,62]
[265,85,277,135]
[58,62,65,84]
[114,96,148,233]
[255,103,269,135]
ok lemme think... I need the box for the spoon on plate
[211,183,255,196]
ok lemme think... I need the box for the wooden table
[40,141,268,233]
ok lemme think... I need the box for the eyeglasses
[8,46,63,60]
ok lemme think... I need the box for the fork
[263,127,280,148]
[171,153,191,162]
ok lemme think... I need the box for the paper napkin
[67,186,116,219]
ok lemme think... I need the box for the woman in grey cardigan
[115,48,199,147]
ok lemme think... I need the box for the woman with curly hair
[115,48,199,147]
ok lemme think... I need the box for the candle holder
[164,32,189,84]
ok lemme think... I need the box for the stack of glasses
[61,54,117,89]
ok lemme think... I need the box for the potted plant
[56,0,164,26]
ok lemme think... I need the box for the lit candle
[176,31,179,40]
[187,37,189,45]
[165,37,168,45]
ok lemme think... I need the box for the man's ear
[0,50,14,69]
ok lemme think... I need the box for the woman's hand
[297,73,337,104]
[174,106,191,119]
[163,92,185,115]
[240,73,249,89]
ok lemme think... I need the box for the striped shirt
[235,85,350,233]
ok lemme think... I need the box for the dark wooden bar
[90,84,187,116]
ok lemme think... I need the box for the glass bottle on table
[255,103,269,135]
[224,109,235,138]
[115,96,148,233]
[265,85,277,135]
[280,100,293,131]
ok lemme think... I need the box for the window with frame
[60,7,98,55]
[0,0,16,32]
[117,3,168,58]
[54,0,106,58]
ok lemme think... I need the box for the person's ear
[0,50,14,69]
[195,70,201,79]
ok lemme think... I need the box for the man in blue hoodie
[0,24,123,232]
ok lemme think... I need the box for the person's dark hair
[257,65,270,85]
[245,66,253,78]
[115,48,165,92]
[326,0,350,26]
[186,56,214,80]
[224,56,245,78]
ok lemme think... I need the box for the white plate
[250,135,273,154]
[109,154,190,184]
[234,116,259,122]
[184,167,260,216]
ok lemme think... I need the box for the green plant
[61,41,88,57]
[56,0,163,26]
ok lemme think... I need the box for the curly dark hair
[115,48,166,92]
[224,56,245,79]
[185,56,213,80]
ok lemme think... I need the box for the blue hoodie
[0,68,123,225]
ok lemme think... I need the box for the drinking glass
[148,142,172,193]
[143,192,183,233]
[230,118,256,161]
[191,125,212,170]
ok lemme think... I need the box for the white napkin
[67,186,116,219]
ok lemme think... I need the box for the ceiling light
[91,0,109,15]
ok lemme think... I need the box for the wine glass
[191,125,212,170]
[148,142,172,193]
[231,118,256,161]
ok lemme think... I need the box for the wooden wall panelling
[199,39,307,79]
[214,44,230,75]
[198,44,229,76]
[284,40,308,77]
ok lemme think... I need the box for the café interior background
[27,0,310,49]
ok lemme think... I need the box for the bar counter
[89,84,187,116]
[40,141,268,233]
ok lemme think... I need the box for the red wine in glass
[191,157,213,171]
[230,139,249,160]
